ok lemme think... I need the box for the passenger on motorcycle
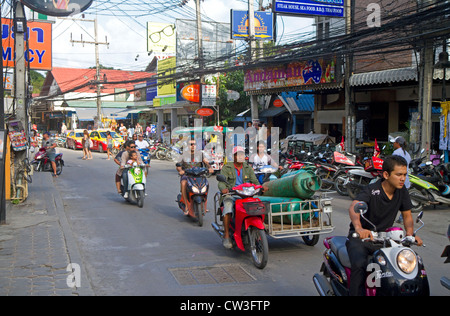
[116,141,144,198]
[42,132,58,178]
[218,146,261,249]
[176,138,213,215]
[346,155,423,296]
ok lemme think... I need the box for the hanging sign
[2,18,52,70]
[21,0,94,17]
[196,108,214,117]
[180,84,200,103]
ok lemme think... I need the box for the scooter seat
[329,237,351,268]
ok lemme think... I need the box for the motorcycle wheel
[194,202,203,227]
[155,150,165,160]
[56,161,63,175]
[248,227,268,269]
[316,170,334,191]
[334,176,349,196]
[137,191,144,208]
[408,188,425,213]
[347,176,370,200]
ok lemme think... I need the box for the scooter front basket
[242,201,270,216]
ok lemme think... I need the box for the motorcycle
[313,201,429,296]
[252,164,278,184]
[212,175,269,269]
[441,224,450,290]
[121,162,147,208]
[138,148,151,165]
[346,156,384,200]
[31,147,64,175]
[176,167,210,227]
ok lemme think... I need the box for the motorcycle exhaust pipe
[313,274,334,296]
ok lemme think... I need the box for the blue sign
[146,79,157,102]
[273,0,345,18]
[231,10,273,40]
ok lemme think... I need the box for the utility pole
[248,0,259,124]
[344,0,355,152]
[195,0,204,71]
[69,17,109,128]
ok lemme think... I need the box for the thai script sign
[231,10,273,40]
[244,59,336,92]
[2,18,52,70]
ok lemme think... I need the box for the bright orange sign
[196,108,214,117]
[2,18,53,70]
[180,84,200,103]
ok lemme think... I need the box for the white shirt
[135,139,149,149]
[392,148,411,189]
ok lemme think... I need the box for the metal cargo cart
[264,197,334,246]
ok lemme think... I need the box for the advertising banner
[2,18,52,70]
[147,22,176,55]
[157,57,176,96]
[273,0,345,18]
[21,0,94,17]
[244,59,336,92]
[231,10,273,40]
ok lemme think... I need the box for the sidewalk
[0,171,94,296]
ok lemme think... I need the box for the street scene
[1,0,450,298]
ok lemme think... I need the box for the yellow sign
[157,57,176,96]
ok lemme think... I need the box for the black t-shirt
[349,179,413,232]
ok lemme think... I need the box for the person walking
[106,131,114,160]
[390,136,412,224]
[82,130,93,160]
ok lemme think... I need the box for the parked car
[89,129,124,153]
[66,130,85,150]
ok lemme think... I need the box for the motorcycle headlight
[236,187,259,196]
[397,249,417,274]
[201,186,207,193]
[192,186,200,194]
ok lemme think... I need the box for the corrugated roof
[350,67,418,87]
[42,67,154,95]
[281,92,315,112]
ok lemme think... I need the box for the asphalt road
[54,147,449,296]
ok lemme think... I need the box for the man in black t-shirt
[346,155,423,296]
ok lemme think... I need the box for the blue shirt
[235,167,244,185]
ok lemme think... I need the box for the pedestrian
[390,136,412,224]
[82,130,93,160]
[135,122,143,135]
[106,131,114,160]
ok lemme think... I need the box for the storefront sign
[244,59,336,92]
[231,10,273,40]
[273,0,344,18]
[21,0,94,17]
[2,18,52,70]
[202,84,217,107]
[196,108,214,117]
[273,99,283,108]
[180,84,200,103]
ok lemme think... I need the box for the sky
[46,0,316,71]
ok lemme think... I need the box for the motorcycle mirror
[421,148,425,154]
[216,174,228,183]
[354,201,368,215]
[416,211,424,224]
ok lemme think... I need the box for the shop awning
[260,107,286,117]
[280,92,314,112]
[350,67,418,87]
[73,108,131,121]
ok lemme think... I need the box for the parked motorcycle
[441,224,450,290]
[212,175,269,269]
[176,167,210,226]
[346,156,384,200]
[121,162,147,208]
[31,147,64,175]
[313,201,429,296]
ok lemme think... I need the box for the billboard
[147,22,176,55]
[21,0,94,17]
[157,57,176,96]
[273,0,345,18]
[244,59,337,91]
[231,10,273,40]
[2,18,52,70]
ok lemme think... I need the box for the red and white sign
[196,108,214,117]
[273,99,283,108]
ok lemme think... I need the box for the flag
[340,136,345,151]
[374,139,380,157]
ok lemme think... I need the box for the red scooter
[212,175,269,269]
[31,147,64,175]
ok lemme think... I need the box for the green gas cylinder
[263,170,322,200]
[258,196,311,224]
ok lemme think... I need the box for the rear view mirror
[216,174,227,183]
[354,201,368,215]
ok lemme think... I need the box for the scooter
[252,164,278,184]
[441,224,450,290]
[212,175,269,269]
[31,147,64,175]
[176,167,209,227]
[313,202,429,296]
[346,156,384,200]
[138,148,151,165]
[121,162,147,208]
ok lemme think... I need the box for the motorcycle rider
[346,155,423,296]
[218,146,261,249]
[117,140,144,198]
[42,132,58,178]
[176,137,213,215]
